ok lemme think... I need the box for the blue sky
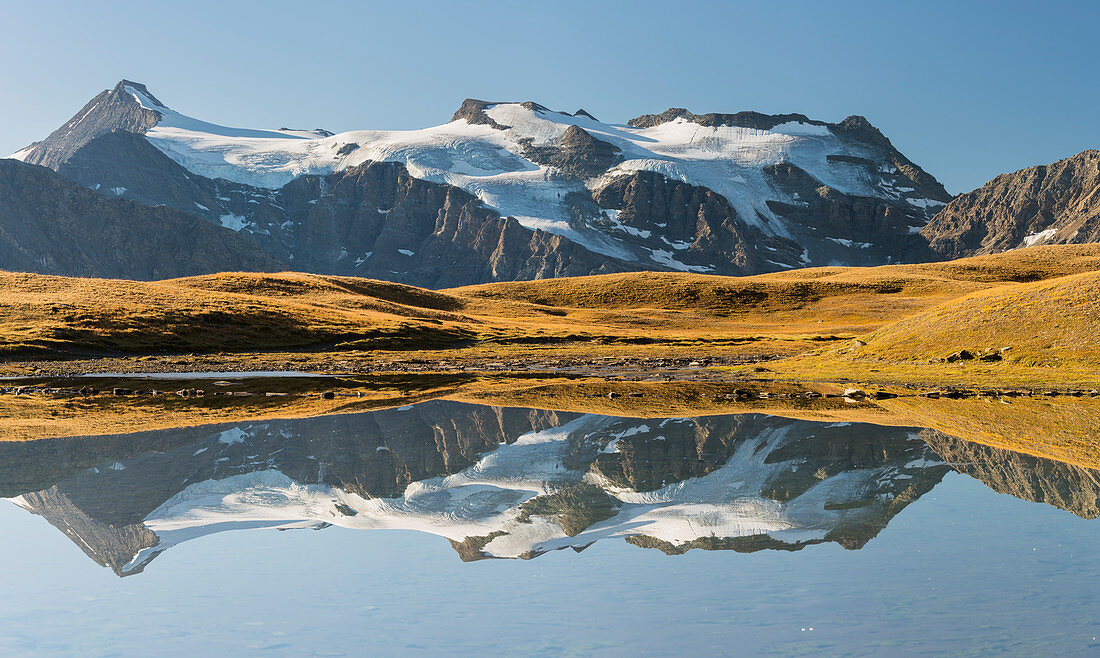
[1,0,1097,193]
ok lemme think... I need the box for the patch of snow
[397,249,415,256]
[906,197,946,210]
[6,147,33,162]
[826,237,872,249]
[649,248,712,272]
[219,214,249,231]
[661,236,693,250]
[770,121,833,136]
[1022,228,1057,247]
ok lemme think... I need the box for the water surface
[0,401,1096,655]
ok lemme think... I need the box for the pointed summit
[15,80,164,170]
[116,79,169,110]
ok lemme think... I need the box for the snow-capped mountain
[9,80,952,284]
[2,402,953,575]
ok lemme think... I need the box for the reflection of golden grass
[0,375,468,442]
[3,375,1098,473]
[452,382,1100,471]
[875,397,1100,470]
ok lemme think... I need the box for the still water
[0,401,1097,655]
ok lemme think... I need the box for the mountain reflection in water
[0,401,1096,577]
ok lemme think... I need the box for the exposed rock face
[17,80,163,169]
[628,107,826,131]
[449,98,510,129]
[520,125,623,179]
[57,131,233,225]
[763,162,933,264]
[275,161,639,286]
[922,150,1100,258]
[0,159,283,279]
[592,171,804,274]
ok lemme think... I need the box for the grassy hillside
[0,245,1098,389]
[849,271,1100,367]
[0,271,476,356]
[746,265,1100,388]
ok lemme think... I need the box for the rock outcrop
[592,171,803,274]
[0,159,283,279]
[17,80,163,170]
[922,149,1100,258]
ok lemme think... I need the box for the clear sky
[2,0,1097,193]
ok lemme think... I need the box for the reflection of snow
[124,411,937,565]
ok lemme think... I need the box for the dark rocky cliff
[0,159,282,279]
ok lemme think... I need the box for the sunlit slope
[452,244,1100,332]
[851,270,1100,367]
[0,271,475,355]
[750,258,1100,388]
[0,244,1098,359]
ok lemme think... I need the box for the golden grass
[0,244,1097,391]
[743,268,1100,389]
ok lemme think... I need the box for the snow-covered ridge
[116,84,945,265]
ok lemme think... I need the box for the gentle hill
[1,245,1099,379]
[451,245,1100,335]
[744,256,1100,389]
[454,244,1100,308]
[0,271,475,356]
[848,270,1100,368]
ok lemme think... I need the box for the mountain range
[2,80,1097,284]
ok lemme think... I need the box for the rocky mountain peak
[14,79,164,170]
[116,79,168,109]
[831,115,889,149]
[922,149,1100,258]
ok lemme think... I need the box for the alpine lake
[0,373,1097,656]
